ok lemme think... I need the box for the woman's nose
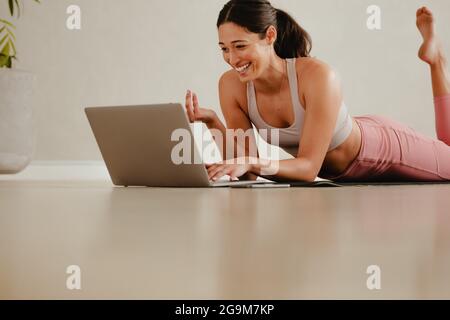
[228,52,239,66]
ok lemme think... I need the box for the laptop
[85,103,269,187]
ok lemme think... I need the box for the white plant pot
[0,69,36,174]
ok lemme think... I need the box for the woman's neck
[253,56,287,94]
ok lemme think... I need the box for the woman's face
[218,22,273,81]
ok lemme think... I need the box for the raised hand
[185,90,217,124]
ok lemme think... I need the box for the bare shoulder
[219,70,248,113]
[296,57,340,87]
[219,70,247,96]
[295,57,342,105]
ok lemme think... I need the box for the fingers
[208,164,228,181]
[211,168,228,181]
[192,93,200,116]
[185,90,195,122]
[207,162,242,181]
[207,164,222,178]
[185,90,202,123]
[205,163,222,172]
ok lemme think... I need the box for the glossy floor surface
[1,180,449,299]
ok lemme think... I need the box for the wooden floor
[1,180,450,299]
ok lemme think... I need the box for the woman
[185,0,450,182]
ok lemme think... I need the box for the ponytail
[217,0,312,59]
[275,9,312,58]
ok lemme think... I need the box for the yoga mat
[230,180,450,188]
[288,180,450,188]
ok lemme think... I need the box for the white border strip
[0,161,110,181]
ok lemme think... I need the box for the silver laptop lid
[85,103,212,187]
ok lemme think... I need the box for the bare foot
[417,7,443,65]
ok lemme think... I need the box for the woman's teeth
[235,63,251,73]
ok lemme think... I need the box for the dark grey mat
[288,180,450,188]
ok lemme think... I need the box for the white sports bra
[247,58,353,157]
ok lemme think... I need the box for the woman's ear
[265,25,277,45]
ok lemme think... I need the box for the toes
[416,7,434,25]
[422,6,433,16]
[417,7,425,18]
[417,6,432,16]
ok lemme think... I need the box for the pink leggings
[323,95,450,182]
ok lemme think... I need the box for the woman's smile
[235,62,252,75]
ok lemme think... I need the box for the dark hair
[217,0,312,59]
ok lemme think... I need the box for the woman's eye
[236,45,246,49]
[221,48,228,52]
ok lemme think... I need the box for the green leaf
[10,40,16,55]
[5,28,17,41]
[9,38,16,55]
[0,54,11,68]
[0,19,15,28]
[1,41,11,56]
[6,55,12,68]
[8,0,14,16]
[0,34,8,48]
[1,0,41,67]
[0,34,9,50]
[0,53,11,68]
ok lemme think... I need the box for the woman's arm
[186,72,260,181]
[218,71,259,159]
[217,71,260,180]
[185,77,258,162]
[251,63,343,181]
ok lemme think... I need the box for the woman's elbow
[293,158,319,182]
[302,171,317,183]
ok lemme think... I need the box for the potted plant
[0,0,40,174]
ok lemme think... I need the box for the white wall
[5,0,450,161]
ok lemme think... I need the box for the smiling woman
[184,0,450,183]
[218,0,311,58]
[216,0,311,84]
